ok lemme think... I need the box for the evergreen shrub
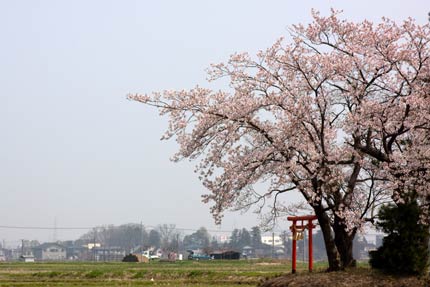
[369,201,429,275]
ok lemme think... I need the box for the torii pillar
[287,215,317,274]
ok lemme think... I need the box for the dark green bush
[369,201,429,275]
[122,253,139,262]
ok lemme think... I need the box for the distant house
[93,247,126,262]
[61,240,86,260]
[242,246,254,258]
[19,255,35,263]
[261,235,283,247]
[33,243,66,261]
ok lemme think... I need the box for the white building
[261,235,283,247]
[19,255,35,263]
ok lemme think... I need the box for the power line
[0,225,92,230]
[0,223,244,233]
[0,224,275,234]
[0,224,234,232]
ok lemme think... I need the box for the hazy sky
[0,0,427,244]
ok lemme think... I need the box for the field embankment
[0,260,290,287]
[258,267,430,287]
[0,260,427,287]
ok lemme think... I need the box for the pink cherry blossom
[129,10,430,270]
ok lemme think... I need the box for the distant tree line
[78,223,178,253]
[77,224,271,254]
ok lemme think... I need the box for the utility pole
[93,230,97,262]
[21,239,24,257]
[271,232,275,259]
[176,233,180,255]
[141,221,144,254]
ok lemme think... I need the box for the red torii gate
[287,215,318,274]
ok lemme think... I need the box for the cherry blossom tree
[129,10,430,270]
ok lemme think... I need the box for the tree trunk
[314,206,341,271]
[333,218,356,268]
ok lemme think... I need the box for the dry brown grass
[258,268,430,287]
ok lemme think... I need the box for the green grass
[0,259,322,286]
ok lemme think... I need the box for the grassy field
[0,259,318,287]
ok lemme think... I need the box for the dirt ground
[257,268,430,287]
